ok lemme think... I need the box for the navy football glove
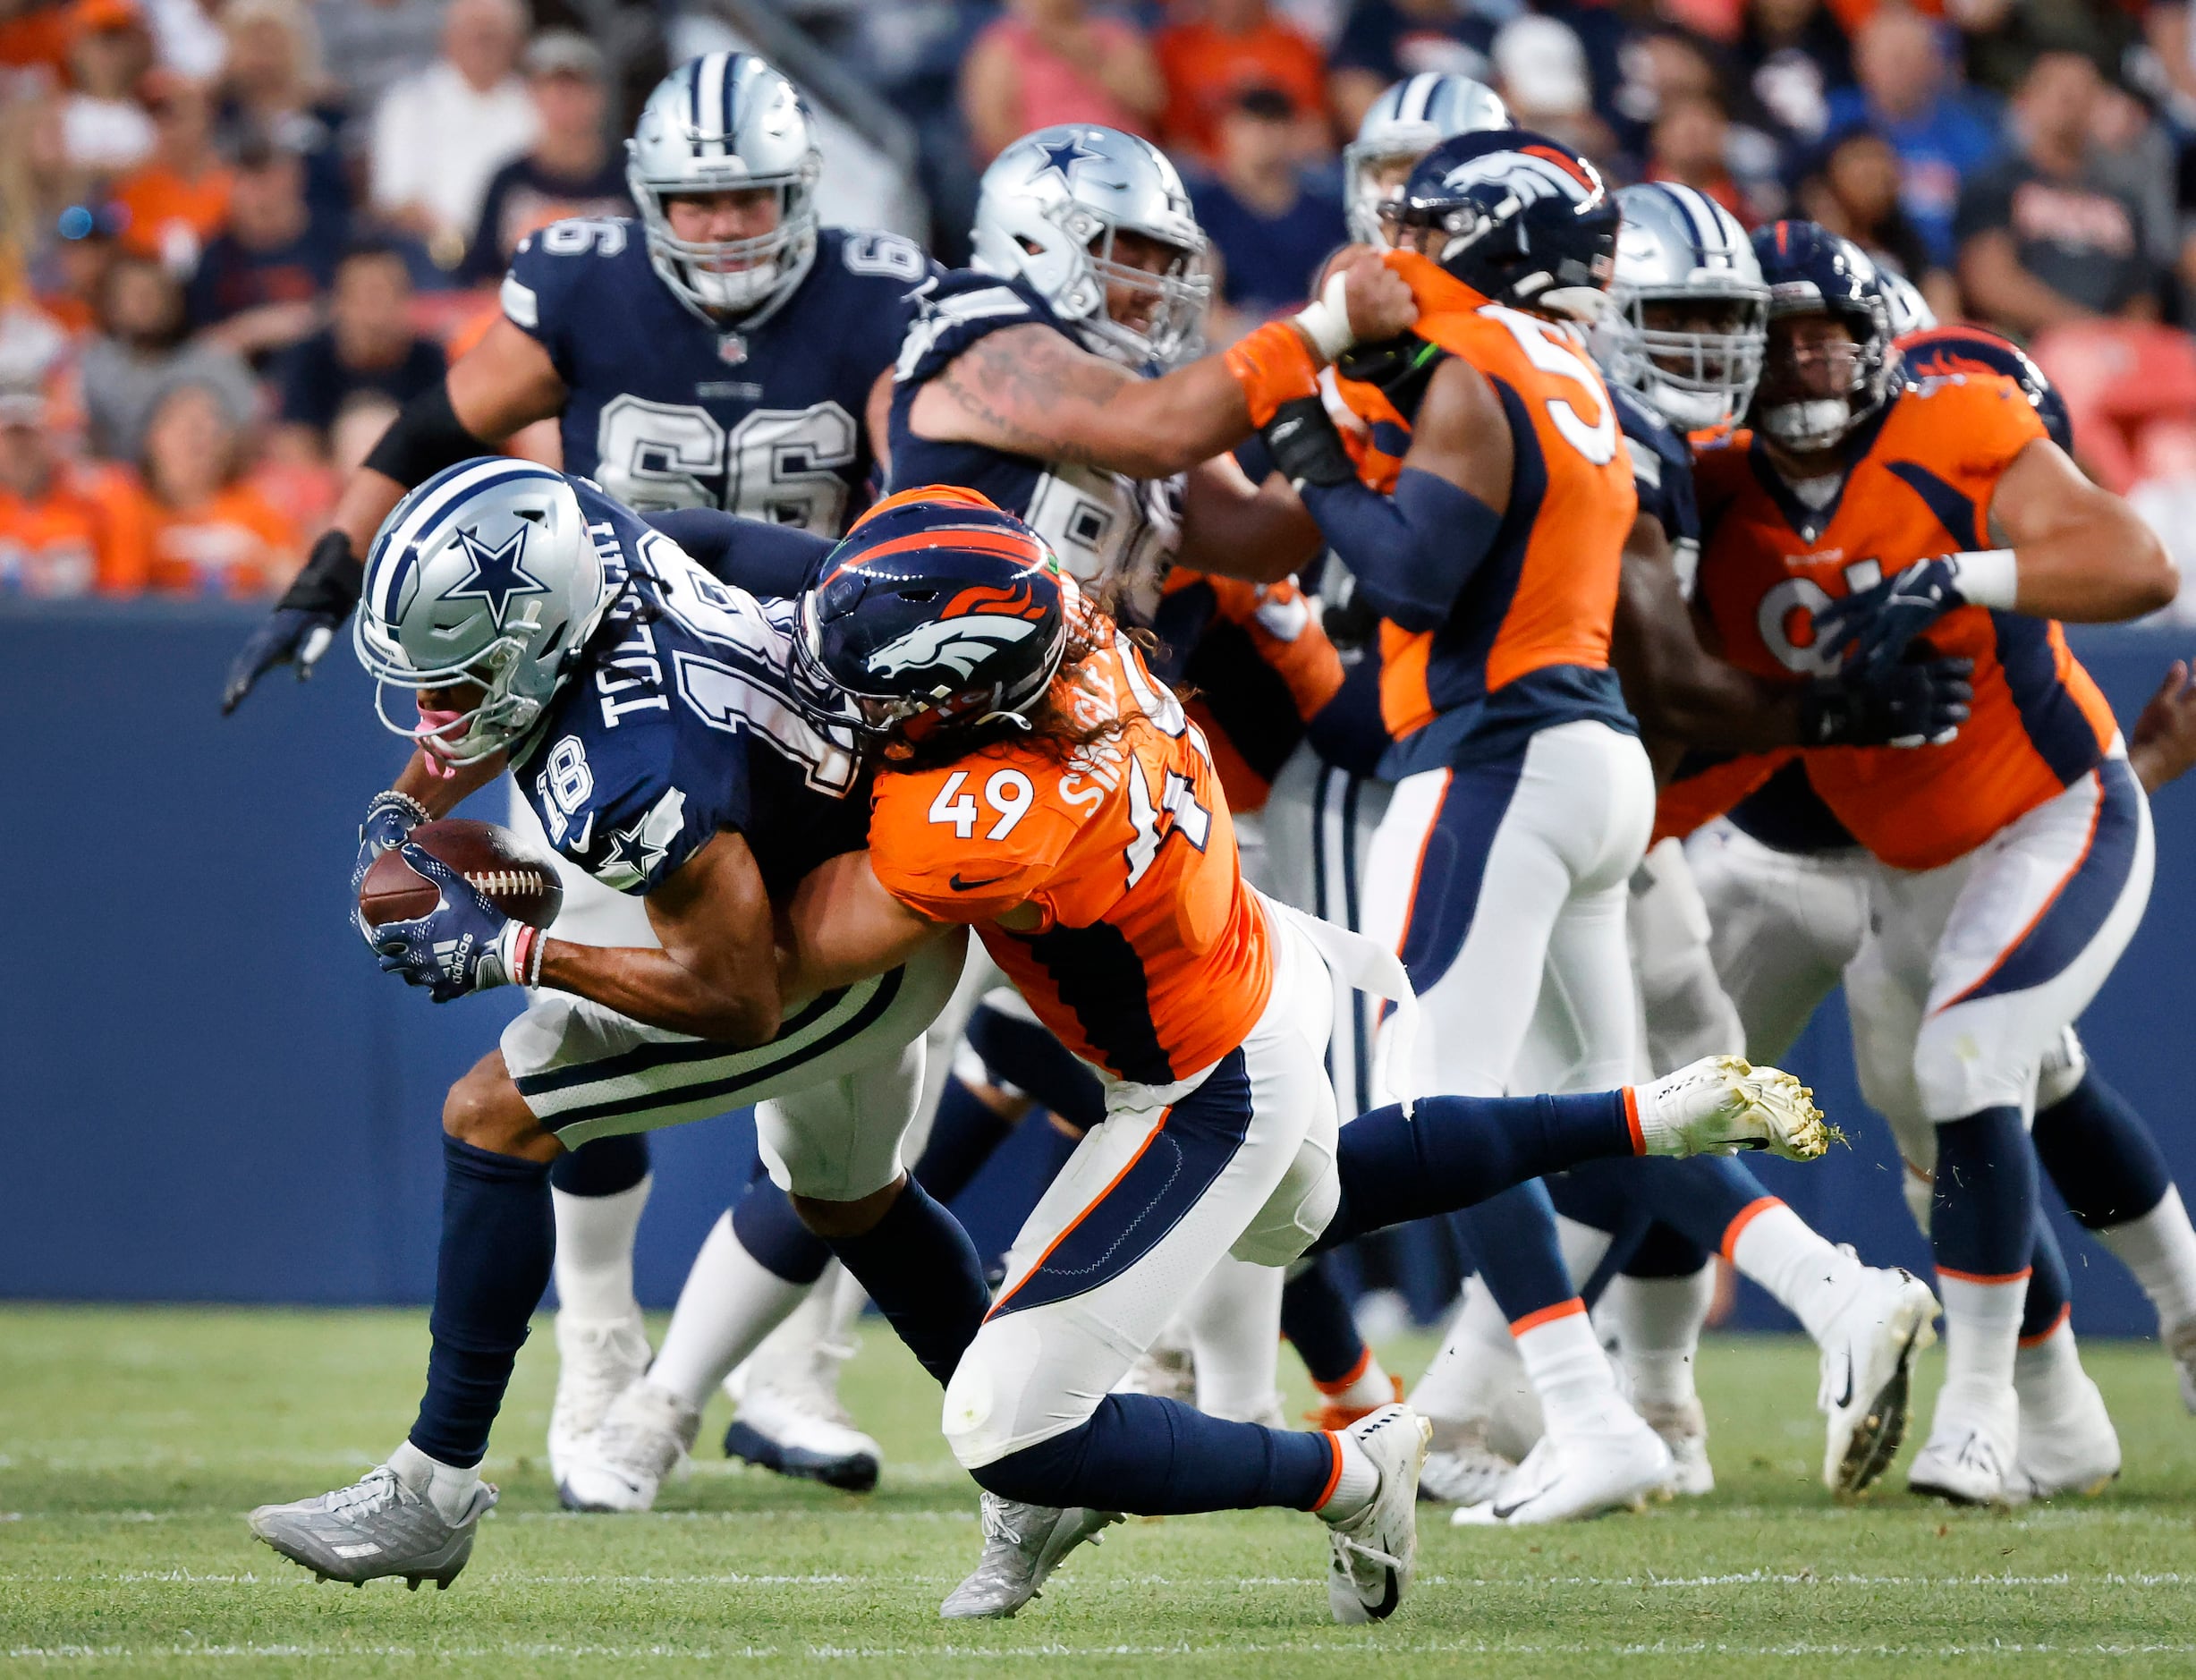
[1798,655,1973,750]
[1810,557,1964,681]
[368,843,540,1002]
[350,790,431,948]
[220,530,363,713]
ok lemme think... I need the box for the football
[357,819,564,930]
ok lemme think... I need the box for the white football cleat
[555,1379,699,1513]
[1907,1383,2022,1507]
[1633,1056,1831,1161]
[1324,1404,1431,1624]
[1416,1416,1515,1506]
[1453,1407,1672,1525]
[724,1333,882,1494]
[939,1495,1123,1619]
[2166,1318,2196,1414]
[547,1311,651,1494]
[2012,1356,2120,1501]
[249,1464,495,1589]
[1817,1264,1939,1494]
[1637,1398,1714,1498]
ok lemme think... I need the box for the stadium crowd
[3,0,2195,601]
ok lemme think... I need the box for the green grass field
[5,1305,2195,1676]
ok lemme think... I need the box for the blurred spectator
[2088,76,2178,285]
[370,0,536,260]
[56,0,157,175]
[216,1,352,230]
[185,137,339,361]
[79,250,255,459]
[0,383,148,595]
[1155,0,1327,167]
[2149,2,2196,131]
[1329,0,1498,137]
[1735,0,1850,145]
[1823,10,1999,268]
[462,30,630,284]
[1800,123,1956,318]
[962,0,1168,163]
[314,0,446,120]
[1492,14,1615,161]
[329,388,401,473]
[0,2,77,80]
[1189,85,1345,325]
[1955,49,2158,335]
[137,379,298,596]
[111,72,231,275]
[1646,95,1758,225]
[139,0,224,80]
[274,239,444,461]
[37,199,125,332]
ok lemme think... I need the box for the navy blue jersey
[1613,385,1701,598]
[502,222,936,535]
[886,268,1182,623]
[509,479,869,903]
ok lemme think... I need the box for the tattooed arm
[906,250,1415,479]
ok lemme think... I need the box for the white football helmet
[1592,182,1769,432]
[969,125,1210,368]
[627,52,823,319]
[1344,73,1513,246]
[355,460,616,767]
[1878,267,1937,336]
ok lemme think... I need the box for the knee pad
[1232,1132,1338,1267]
[2034,1026,2088,1112]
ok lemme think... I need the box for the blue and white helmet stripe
[355,460,612,768]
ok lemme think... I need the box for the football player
[1690,221,2175,1504]
[224,51,945,1496]
[245,461,970,1587]
[770,485,1831,1621]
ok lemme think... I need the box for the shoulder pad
[503,217,641,337]
[894,273,1049,386]
[868,754,1082,922]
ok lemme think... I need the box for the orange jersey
[145,484,300,598]
[869,631,1274,1086]
[1692,374,2116,870]
[0,462,150,596]
[1335,252,1637,768]
[1649,748,1791,846]
[112,164,234,263]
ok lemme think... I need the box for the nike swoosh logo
[1374,1565,1399,1618]
[950,873,1012,891]
[1491,1497,1530,1520]
[1833,1360,1854,1411]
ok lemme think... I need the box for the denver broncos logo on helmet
[864,614,1043,681]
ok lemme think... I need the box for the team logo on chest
[716,331,748,366]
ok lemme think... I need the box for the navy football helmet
[1897,324,2073,454]
[1387,129,1616,319]
[1748,220,1894,453]
[797,487,1073,742]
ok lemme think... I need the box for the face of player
[666,188,782,269]
[1100,228,1194,335]
[1368,154,1421,247]
[1641,297,1759,383]
[1759,313,1861,410]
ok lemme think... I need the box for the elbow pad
[362,381,494,489]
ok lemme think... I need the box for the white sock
[730,1260,841,1396]
[1606,1267,1715,1409]
[1407,1278,1518,1422]
[550,1175,652,1322]
[2094,1185,2196,1332]
[1726,1200,1856,1343]
[1937,1273,2026,1404]
[1316,1346,1396,1413]
[1555,1215,1614,1288]
[1512,1302,1624,1438]
[388,1438,481,1524]
[2013,1314,2087,1419]
[1184,1255,1285,1422]
[1317,1427,1381,1523]
[647,1211,810,1410]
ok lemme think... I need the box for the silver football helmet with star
[1591,182,1768,433]
[627,52,824,320]
[969,124,1211,368]
[354,460,616,768]
[1344,73,1512,246]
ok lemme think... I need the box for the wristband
[1224,319,1321,428]
[479,921,545,991]
[1290,268,1356,363]
[1950,548,2018,610]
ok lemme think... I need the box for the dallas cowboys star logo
[1030,132,1101,187]
[442,524,550,629]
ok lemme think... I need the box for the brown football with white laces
[358,819,564,929]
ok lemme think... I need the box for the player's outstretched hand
[1336,247,1417,344]
[1799,655,1972,749]
[219,530,365,713]
[2131,658,2196,794]
[1810,557,1963,681]
[369,843,521,1002]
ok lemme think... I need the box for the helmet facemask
[630,159,822,319]
[359,609,562,770]
[1347,139,1432,247]
[1755,304,1887,453]
[1063,215,1211,369]
[1607,289,1768,432]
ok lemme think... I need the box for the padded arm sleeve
[361,381,492,490]
[1300,466,1504,633]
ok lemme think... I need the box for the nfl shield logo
[717,332,748,366]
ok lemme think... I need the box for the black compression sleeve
[362,380,493,488]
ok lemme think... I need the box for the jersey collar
[1743,390,1898,547]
